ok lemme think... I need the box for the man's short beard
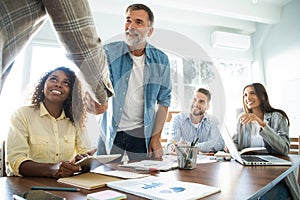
[191,109,205,116]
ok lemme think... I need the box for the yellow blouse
[6,103,90,176]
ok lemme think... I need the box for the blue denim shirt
[99,41,172,153]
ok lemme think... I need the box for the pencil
[31,186,80,192]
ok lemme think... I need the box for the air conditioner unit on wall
[211,31,251,51]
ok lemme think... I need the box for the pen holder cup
[176,146,197,169]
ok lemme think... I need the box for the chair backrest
[161,111,181,143]
[166,111,181,122]
[289,136,300,186]
[0,141,5,176]
[289,136,300,155]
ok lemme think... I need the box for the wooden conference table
[2,154,300,200]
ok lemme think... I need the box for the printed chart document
[107,176,221,200]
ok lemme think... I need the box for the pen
[135,167,159,172]
[191,138,199,146]
[31,186,80,192]
[184,138,199,168]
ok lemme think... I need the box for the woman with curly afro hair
[6,66,95,178]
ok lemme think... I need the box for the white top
[250,123,265,147]
[192,122,199,129]
[118,53,145,131]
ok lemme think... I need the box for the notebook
[57,172,122,190]
[221,126,292,166]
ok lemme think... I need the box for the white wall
[34,11,253,62]
[253,0,300,135]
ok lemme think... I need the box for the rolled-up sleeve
[6,110,33,176]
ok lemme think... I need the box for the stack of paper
[107,176,221,200]
[120,157,178,171]
[91,169,150,179]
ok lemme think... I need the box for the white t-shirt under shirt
[192,122,199,129]
[250,123,265,147]
[118,53,145,131]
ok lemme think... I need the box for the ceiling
[89,0,292,34]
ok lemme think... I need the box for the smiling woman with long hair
[6,66,93,178]
[232,83,299,200]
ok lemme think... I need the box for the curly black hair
[31,66,87,128]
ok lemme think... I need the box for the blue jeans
[259,180,290,200]
[110,127,147,161]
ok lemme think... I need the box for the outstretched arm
[43,0,114,103]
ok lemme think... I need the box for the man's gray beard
[125,35,146,47]
[125,36,139,46]
[125,29,148,47]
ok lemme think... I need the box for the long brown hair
[242,83,290,126]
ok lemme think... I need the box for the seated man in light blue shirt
[167,88,224,154]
